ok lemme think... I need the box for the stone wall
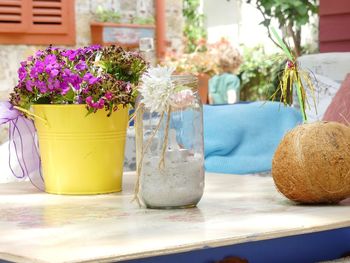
[0,0,183,144]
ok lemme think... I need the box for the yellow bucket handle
[14,106,49,126]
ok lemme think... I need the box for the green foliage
[98,45,148,85]
[94,6,154,25]
[251,0,318,28]
[183,0,207,53]
[239,46,284,101]
[94,6,121,23]
[246,0,318,56]
[132,16,155,25]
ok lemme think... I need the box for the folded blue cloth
[204,102,302,174]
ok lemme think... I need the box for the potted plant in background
[163,46,219,104]
[1,45,147,195]
[90,6,155,48]
[163,39,242,104]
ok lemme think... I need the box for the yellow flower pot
[32,104,128,195]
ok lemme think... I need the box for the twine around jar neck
[171,74,198,91]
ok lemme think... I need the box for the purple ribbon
[0,101,44,190]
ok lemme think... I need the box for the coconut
[272,121,350,204]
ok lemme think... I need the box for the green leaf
[270,27,294,61]
[35,96,51,104]
[65,89,75,102]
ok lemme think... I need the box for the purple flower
[63,68,72,76]
[35,50,44,57]
[25,80,34,92]
[47,78,60,91]
[30,67,38,78]
[34,61,45,74]
[37,81,47,93]
[71,75,83,90]
[87,45,101,51]
[49,68,59,77]
[44,54,57,65]
[11,44,146,114]
[60,84,70,95]
[76,95,83,104]
[75,61,87,71]
[83,45,102,55]
[62,49,79,61]
[83,72,100,85]
[18,66,27,81]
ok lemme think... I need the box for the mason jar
[135,74,205,209]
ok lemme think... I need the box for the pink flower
[86,96,105,109]
[105,91,113,101]
[97,98,105,109]
[86,96,95,108]
[169,89,195,108]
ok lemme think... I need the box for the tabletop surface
[1,172,350,263]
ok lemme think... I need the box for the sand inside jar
[140,153,204,208]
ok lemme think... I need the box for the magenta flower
[86,96,105,109]
[83,73,100,85]
[86,96,97,108]
[10,45,147,115]
[105,91,113,101]
[97,98,105,109]
[86,96,93,105]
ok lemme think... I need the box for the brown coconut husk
[272,121,350,204]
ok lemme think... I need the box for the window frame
[0,0,75,45]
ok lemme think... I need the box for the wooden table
[1,173,350,263]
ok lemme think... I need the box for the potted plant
[90,7,155,48]
[1,45,147,194]
[163,49,219,104]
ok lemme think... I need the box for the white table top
[1,172,350,263]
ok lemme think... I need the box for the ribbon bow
[0,101,44,190]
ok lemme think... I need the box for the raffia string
[158,106,171,170]
[133,106,165,206]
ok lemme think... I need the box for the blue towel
[204,102,302,174]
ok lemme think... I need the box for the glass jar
[135,75,205,209]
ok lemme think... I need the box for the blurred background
[0,0,349,147]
